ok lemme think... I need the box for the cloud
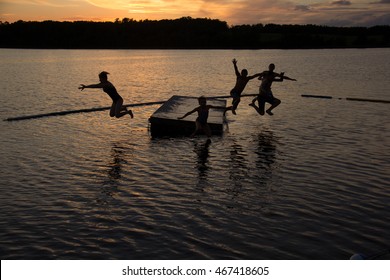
[86,0,201,12]
[86,0,146,10]
[2,0,390,26]
[331,0,352,5]
[220,0,298,25]
[371,0,390,3]
[299,1,390,26]
[3,0,80,7]
[295,5,311,11]
[226,0,390,26]
[357,12,390,25]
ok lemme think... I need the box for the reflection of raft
[149,95,226,137]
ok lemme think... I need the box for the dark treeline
[1,17,389,49]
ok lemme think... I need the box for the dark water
[0,49,389,259]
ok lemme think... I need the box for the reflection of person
[225,59,261,115]
[195,140,211,178]
[178,96,225,139]
[194,139,211,192]
[79,71,133,119]
[250,63,296,116]
[108,145,124,181]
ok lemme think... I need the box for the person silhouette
[79,71,133,119]
[249,63,296,116]
[225,59,261,115]
[178,96,225,140]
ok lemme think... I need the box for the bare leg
[191,121,202,137]
[258,98,266,115]
[266,98,281,115]
[124,106,134,118]
[109,102,116,117]
[203,124,212,138]
[224,106,233,116]
[231,97,240,114]
[249,96,265,115]
[249,96,258,106]
[249,103,263,115]
[113,99,133,119]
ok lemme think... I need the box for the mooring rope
[302,94,390,103]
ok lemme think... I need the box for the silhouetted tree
[0,18,389,49]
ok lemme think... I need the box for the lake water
[0,48,389,260]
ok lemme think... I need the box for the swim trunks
[259,87,276,104]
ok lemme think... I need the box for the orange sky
[1,0,389,26]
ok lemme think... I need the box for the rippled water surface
[0,49,389,259]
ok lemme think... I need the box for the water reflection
[107,144,127,182]
[254,131,277,173]
[227,140,249,199]
[252,130,277,204]
[194,139,211,191]
[97,143,128,205]
[224,131,277,208]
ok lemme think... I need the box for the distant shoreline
[1,17,389,49]
[2,47,390,51]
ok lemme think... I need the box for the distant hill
[1,17,389,49]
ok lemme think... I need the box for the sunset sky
[1,0,389,26]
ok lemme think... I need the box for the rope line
[4,101,165,122]
[3,95,260,122]
[302,94,390,103]
[5,94,388,122]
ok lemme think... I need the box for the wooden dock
[149,95,227,137]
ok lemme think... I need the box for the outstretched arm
[248,73,262,80]
[257,71,266,80]
[209,105,226,110]
[282,76,297,81]
[79,83,103,90]
[280,72,297,81]
[178,108,198,120]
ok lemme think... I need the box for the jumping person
[178,96,225,139]
[225,59,261,115]
[79,71,133,119]
[250,63,296,116]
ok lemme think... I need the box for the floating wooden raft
[149,95,226,137]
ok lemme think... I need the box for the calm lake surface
[0,48,389,260]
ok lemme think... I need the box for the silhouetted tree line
[1,17,389,49]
